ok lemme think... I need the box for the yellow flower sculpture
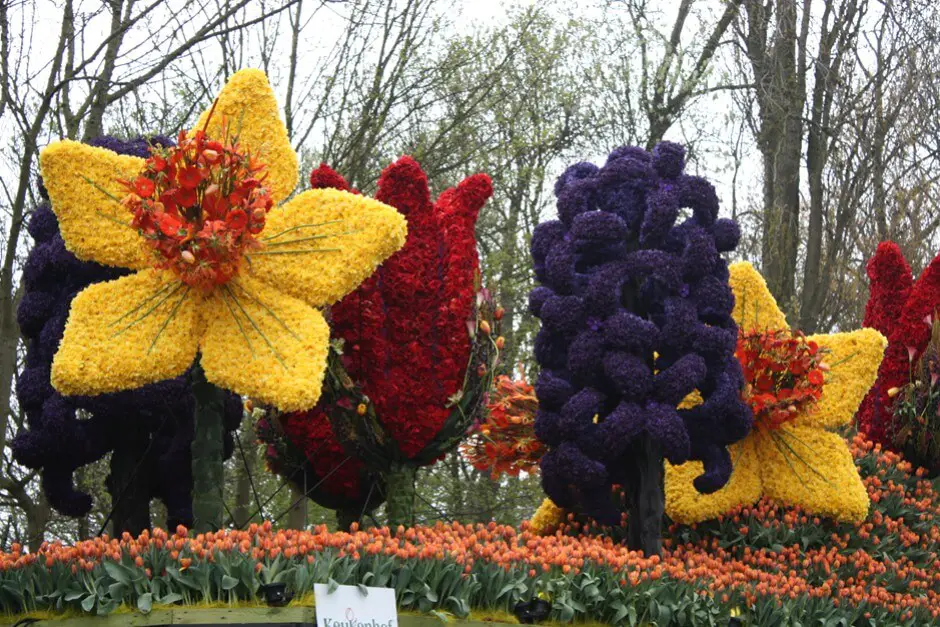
[665,262,885,523]
[39,69,407,412]
[528,498,565,536]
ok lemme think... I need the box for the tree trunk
[108,421,152,536]
[286,485,306,530]
[625,435,664,556]
[25,493,50,551]
[384,462,417,529]
[190,361,226,533]
[233,423,255,528]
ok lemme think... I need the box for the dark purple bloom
[711,218,741,252]
[554,162,599,196]
[652,141,685,179]
[602,351,652,401]
[531,141,752,523]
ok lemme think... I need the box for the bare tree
[0,0,299,548]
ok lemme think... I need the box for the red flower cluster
[278,411,363,498]
[291,158,491,459]
[859,242,940,446]
[736,330,827,431]
[121,121,273,291]
[461,375,545,478]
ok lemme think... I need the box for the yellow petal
[199,274,329,412]
[798,328,887,429]
[51,270,198,395]
[528,498,566,536]
[249,189,407,307]
[729,261,789,333]
[39,140,148,269]
[665,437,762,524]
[194,69,298,205]
[757,425,869,522]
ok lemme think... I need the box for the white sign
[314,583,398,627]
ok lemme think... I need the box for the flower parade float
[36,69,407,532]
[528,141,753,555]
[858,241,940,474]
[664,262,886,523]
[260,159,499,528]
[14,134,243,534]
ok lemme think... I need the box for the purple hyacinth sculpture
[13,136,243,534]
[530,142,752,554]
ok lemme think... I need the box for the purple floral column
[529,143,752,554]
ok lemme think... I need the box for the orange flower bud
[494,306,504,321]
[479,320,491,335]
[357,403,367,416]
[495,336,505,350]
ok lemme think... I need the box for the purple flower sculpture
[530,142,752,553]
[13,136,243,532]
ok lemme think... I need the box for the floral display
[2,434,937,625]
[461,374,545,478]
[528,142,752,550]
[735,329,827,431]
[13,136,241,528]
[857,241,940,461]
[38,69,407,412]
[665,262,886,524]
[256,408,384,518]
[884,318,940,474]
[266,160,496,526]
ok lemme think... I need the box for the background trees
[0,0,937,544]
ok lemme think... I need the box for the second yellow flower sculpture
[665,262,885,523]
[39,69,407,412]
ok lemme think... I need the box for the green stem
[384,462,417,529]
[190,360,226,533]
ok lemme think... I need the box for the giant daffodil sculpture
[665,262,885,523]
[39,69,407,413]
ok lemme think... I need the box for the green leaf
[137,592,153,614]
[97,600,120,616]
[107,582,126,601]
[64,590,85,602]
[328,578,339,594]
[103,561,131,585]
[357,584,369,597]
[398,566,411,589]
[159,593,182,605]
[81,594,96,613]
[612,603,629,623]
[221,575,239,591]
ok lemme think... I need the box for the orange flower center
[121,123,273,292]
[736,329,827,431]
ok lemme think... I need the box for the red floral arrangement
[462,374,545,478]
[859,241,940,447]
[120,117,273,291]
[300,158,492,458]
[256,159,492,514]
[736,330,828,431]
[278,412,362,497]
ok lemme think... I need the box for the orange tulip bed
[0,434,937,626]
